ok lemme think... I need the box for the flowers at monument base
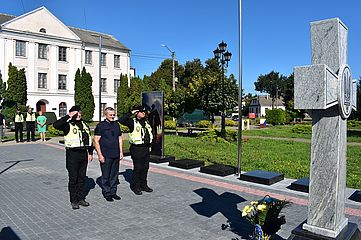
[241,195,290,240]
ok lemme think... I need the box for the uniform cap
[134,105,146,112]
[69,105,81,112]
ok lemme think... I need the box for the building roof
[0,13,129,51]
[0,14,16,25]
[250,95,284,107]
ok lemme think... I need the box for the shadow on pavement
[190,188,284,239]
[84,176,96,198]
[0,226,22,240]
[119,168,133,188]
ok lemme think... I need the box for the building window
[38,44,47,59]
[16,40,26,57]
[58,47,67,62]
[114,55,120,68]
[101,78,107,92]
[59,102,67,117]
[58,75,67,90]
[101,53,106,66]
[38,73,47,89]
[85,50,92,64]
[101,103,107,116]
[114,79,120,93]
[39,28,46,33]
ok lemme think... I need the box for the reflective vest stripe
[64,122,92,148]
[26,113,36,122]
[128,119,153,145]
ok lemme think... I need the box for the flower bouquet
[242,195,289,240]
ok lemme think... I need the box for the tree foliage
[255,71,286,108]
[74,67,95,121]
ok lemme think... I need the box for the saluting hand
[68,111,78,118]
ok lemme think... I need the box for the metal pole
[172,51,175,92]
[221,61,226,139]
[98,35,102,123]
[237,0,243,177]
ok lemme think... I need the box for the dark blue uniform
[94,120,122,198]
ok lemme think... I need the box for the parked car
[231,113,239,121]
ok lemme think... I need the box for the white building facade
[248,95,285,117]
[0,7,131,120]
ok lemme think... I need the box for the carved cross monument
[294,18,357,238]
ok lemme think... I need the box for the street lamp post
[161,44,175,92]
[213,41,232,139]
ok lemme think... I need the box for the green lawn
[162,135,361,189]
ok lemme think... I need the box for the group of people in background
[13,106,47,143]
[53,105,153,210]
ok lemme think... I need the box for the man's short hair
[104,107,115,114]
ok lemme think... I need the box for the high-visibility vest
[26,112,36,122]
[15,114,24,123]
[128,119,153,145]
[64,121,92,148]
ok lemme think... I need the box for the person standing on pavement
[14,108,24,143]
[53,105,93,210]
[25,107,36,142]
[36,111,47,142]
[94,107,123,202]
[0,110,5,143]
[118,105,153,195]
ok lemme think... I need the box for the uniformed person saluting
[25,106,36,142]
[118,105,153,195]
[14,108,24,143]
[53,106,93,209]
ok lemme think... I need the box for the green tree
[117,74,129,115]
[74,67,95,121]
[0,71,6,103]
[255,71,286,108]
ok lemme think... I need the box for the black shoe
[71,202,79,210]
[78,200,90,207]
[141,186,153,192]
[133,188,142,195]
[112,194,121,200]
[105,196,114,202]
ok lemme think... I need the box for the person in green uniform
[37,111,47,142]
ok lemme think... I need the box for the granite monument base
[288,221,361,240]
[239,170,284,185]
[199,164,235,177]
[288,177,309,193]
[349,190,361,203]
[169,159,204,169]
[149,155,175,163]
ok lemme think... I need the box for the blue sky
[1,0,361,94]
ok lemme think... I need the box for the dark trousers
[100,157,120,197]
[26,121,35,141]
[130,145,150,188]
[66,148,88,203]
[15,123,23,142]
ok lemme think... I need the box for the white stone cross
[294,18,357,238]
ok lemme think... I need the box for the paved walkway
[0,139,361,240]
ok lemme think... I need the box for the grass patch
[163,135,361,189]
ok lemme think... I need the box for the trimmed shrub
[197,129,237,143]
[47,124,63,136]
[164,120,176,130]
[195,120,212,128]
[348,120,361,129]
[225,119,238,127]
[266,109,287,125]
[290,124,312,134]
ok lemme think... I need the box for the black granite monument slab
[169,159,204,169]
[239,170,284,185]
[288,177,309,193]
[349,190,361,203]
[199,164,236,177]
[150,155,175,163]
[288,221,361,240]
